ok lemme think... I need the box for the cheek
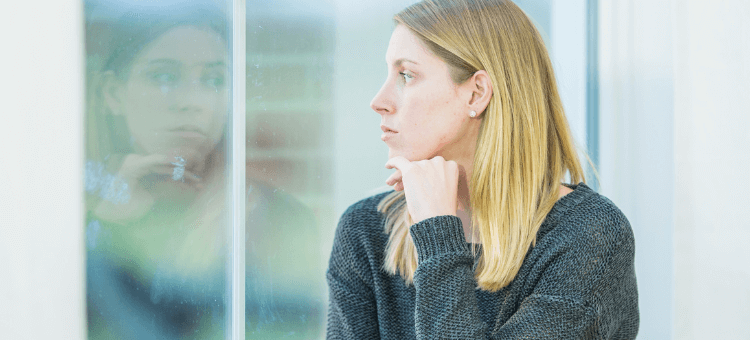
[394,104,438,159]
[117,85,169,151]
[122,82,171,123]
[207,116,227,142]
[399,94,465,158]
[205,95,229,140]
[406,92,458,134]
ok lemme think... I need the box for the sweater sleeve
[326,206,381,340]
[409,213,639,339]
[409,215,487,339]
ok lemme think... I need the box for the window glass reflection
[85,2,232,338]
[85,1,325,338]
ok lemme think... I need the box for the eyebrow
[391,58,419,67]
[204,61,226,68]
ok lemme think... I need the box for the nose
[370,80,395,116]
[170,80,208,115]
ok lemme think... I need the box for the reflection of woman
[327,0,639,339]
[85,3,322,339]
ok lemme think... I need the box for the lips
[380,124,397,142]
[170,125,207,140]
[380,125,398,133]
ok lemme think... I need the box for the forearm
[410,215,489,339]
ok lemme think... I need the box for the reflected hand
[385,156,459,224]
[93,154,202,225]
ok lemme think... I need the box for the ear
[101,71,124,116]
[465,70,493,117]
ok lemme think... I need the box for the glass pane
[84,1,233,338]
[243,1,335,338]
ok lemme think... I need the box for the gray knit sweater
[326,183,639,339]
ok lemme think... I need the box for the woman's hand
[93,154,202,225]
[385,156,459,224]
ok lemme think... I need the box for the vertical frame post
[586,0,600,189]
[230,0,246,339]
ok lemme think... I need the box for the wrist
[409,215,469,262]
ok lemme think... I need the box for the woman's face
[371,25,479,161]
[110,26,228,171]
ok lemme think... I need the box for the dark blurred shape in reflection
[84,1,322,338]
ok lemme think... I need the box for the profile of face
[106,26,228,173]
[370,25,484,161]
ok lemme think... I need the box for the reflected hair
[378,0,585,292]
[99,5,228,78]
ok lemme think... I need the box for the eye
[202,72,226,91]
[399,71,415,84]
[149,71,179,86]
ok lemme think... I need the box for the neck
[456,163,472,212]
[440,137,476,213]
[439,140,478,242]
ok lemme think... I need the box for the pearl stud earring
[469,110,477,118]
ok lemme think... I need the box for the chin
[388,148,409,160]
[388,148,428,162]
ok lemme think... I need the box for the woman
[326,0,639,339]
[84,2,322,338]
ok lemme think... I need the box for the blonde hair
[378,0,585,292]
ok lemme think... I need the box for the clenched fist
[385,156,459,224]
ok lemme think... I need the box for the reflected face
[113,26,228,170]
[370,25,474,161]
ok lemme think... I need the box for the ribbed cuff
[409,215,470,262]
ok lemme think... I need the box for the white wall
[673,0,750,338]
[600,0,750,338]
[0,1,85,339]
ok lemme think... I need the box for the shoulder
[528,185,639,331]
[339,190,392,224]
[334,190,393,245]
[541,184,635,257]
[328,190,393,285]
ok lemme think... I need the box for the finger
[121,154,172,179]
[151,155,191,176]
[134,154,173,168]
[180,170,201,183]
[127,154,171,169]
[182,171,204,189]
[385,156,412,171]
[394,181,404,192]
[385,170,402,186]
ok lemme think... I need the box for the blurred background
[1,0,748,339]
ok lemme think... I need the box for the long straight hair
[378,0,585,292]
